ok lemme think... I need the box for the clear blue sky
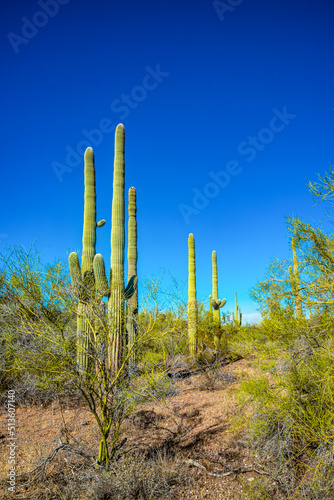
[1,0,333,322]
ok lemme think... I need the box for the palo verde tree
[0,243,173,469]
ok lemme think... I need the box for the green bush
[230,322,334,499]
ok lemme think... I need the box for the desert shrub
[230,322,334,499]
[136,309,188,367]
[0,244,76,400]
[90,449,192,500]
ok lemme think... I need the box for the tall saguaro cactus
[188,233,198,356]
[93,124,137,374]
[68,147,105,373]
[209,250,226,349]
[109,124,126,373]
[126,186,138,366]
[291,237,303,319]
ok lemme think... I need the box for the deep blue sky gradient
[1,0,334,321]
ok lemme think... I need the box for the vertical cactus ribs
[68,148,105,374]
[209,250,226,349]
[188,233,198,356]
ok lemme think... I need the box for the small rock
[185,408,200,418]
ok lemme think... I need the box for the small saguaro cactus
[93,124,137,374]
[291,237,303,319]
[232,291,242,326]
[68,147,106,374]
[188,233,198,356]
[209,250,226,349]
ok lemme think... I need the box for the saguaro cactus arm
[125,275,138,299]
[210,296,226,309]
[81,147,98,276]
[69,252,81,284]
[93,254,110,297]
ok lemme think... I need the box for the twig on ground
[185,458,283,485]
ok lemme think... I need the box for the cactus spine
[188,233,198,356]
[68,147,105,374]
[209,250,226,349]
[291,237,303,319]
[126,187,138,367]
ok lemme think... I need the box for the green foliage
[250,257,301,332]
[0,244,76,392]
[230,322,334,498]
[241,476,272,499]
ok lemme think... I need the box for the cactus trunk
[126,187,138,368]
[232,291,242,326]
[188,234,198,356]
[108,124,126,374]
[212,251,220,327]
[69,148,102,375]
[209,251,227,350]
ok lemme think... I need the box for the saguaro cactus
[232,291,242,326]
[68,147,106,373]
[291,237,303,319]
[188,233,198,356]
[126,186,138,367]
[109,123,126,373]
[209,250,226,349]
[93,124,137,374]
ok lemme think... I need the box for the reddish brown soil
[0,357,284,499]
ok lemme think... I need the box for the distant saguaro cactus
[232,291,242,326]
[188,233,198,356]
[209,250,226,349]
